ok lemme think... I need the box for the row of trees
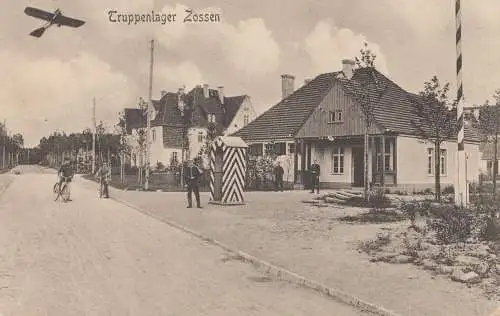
[0,122,24,169]
[38,123,121,172]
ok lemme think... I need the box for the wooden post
[370,135,375,186]
[293,139,298,183]
[300,139,306,185]
[381,134,385,188]
[393,137,398,185]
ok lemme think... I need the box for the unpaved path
[0,168,365,316]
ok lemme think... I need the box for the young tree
[411,76,456,202]
[197,122,217,168]
[353,42,388,200]
[116,111,129,183]
[95,121,106,164]
[478,91,500,193]
[11,133,23,165]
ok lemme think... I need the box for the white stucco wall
[311,143,353,183]
[397,136,480,187]
[224,97,257,136]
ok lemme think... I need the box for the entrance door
[352,147,364,187]
[213,148,223,200]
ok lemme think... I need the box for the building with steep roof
[232,60,481,192]
[124,84,256,168]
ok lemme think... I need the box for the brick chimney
[342,59,355,79]
[217,86,224,104]
[281,74,295,99]
[304,79,312,85]
[203,84,209,99]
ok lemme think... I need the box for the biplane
[24,7,85,38]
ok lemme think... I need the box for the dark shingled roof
[232,67,480,143]
[124,108,146,134]
[125,88,246,129]
[124,87,246,147]
[232,72,340,140]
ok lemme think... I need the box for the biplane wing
[24,7,55,21]
[53,15,85,28]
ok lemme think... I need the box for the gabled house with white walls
[232,60,481,192]
[124,84,257,169]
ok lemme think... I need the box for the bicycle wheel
[53,182,60,201]
[61,183,70,202]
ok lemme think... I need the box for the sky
[1,0,500,147]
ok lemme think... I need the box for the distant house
[125,84,257,168]
[232,60,481,192]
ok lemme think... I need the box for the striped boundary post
[209,141,217,202]
[455,0,467,206]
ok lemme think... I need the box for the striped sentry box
[209,136,248,205]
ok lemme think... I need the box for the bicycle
[53,176,72,202]
[97,175,110,198]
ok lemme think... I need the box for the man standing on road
[184,159,202,208]
[95,161,111,198]
[274,161,284,191]
[310,160,320,194]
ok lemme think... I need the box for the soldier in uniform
[184,159,203,208]
[274,161,284,191]
[310,159,321,194]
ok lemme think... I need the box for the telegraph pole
[454,0,468,206]
[2,119,6,169]
[145,39,155,191]
[92,97,97,174]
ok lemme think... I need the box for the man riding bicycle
[57,158,74,199]
[95,161,111,198]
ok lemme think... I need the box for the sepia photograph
[0,0,499,315]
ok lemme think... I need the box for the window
[440,149,447,175]
[244,115,249,126]
[375,139,394,172]
[208,114,216,123]
[328,110,344,123]
[288,143,295,155]
[249,144,263,156]
[265,143,275,155]
[152,129,156,142]
[274,142,286,155]
[170,152,178,166]
[331,147,344,174]
[427,148,447,176]
[384,140,394,172]
[487,160,499,176]
[198,131,204,143]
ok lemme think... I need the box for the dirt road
[0,166,366,316]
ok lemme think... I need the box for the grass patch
[82,174,209,192]
[338,209,407,224]
[358,235,392,253]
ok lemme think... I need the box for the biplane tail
[30,27,46,38]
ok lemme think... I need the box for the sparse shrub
[470,193,500,241]
[442,185,454,195]
[156,161,165,172]
[424,188,433,195]
[427,204,474,244]
[368,188,393,210]
[400,200,431,227]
